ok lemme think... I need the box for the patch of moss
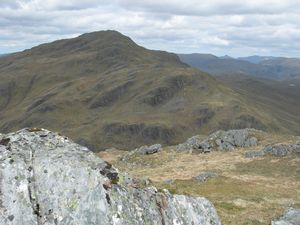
[27,127,43,132]
[67,197,78,210]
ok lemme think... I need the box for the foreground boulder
[177,129,258,153]
[271,208,300,225]
[0,128,221,225]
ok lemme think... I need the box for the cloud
[0,0,299,57]
[116,0,300,15]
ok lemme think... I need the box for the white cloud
[0,0,299,57]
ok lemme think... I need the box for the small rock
[193,172,217,182]
[163,179,174,185]
[137,144,162,155]
[244,150,265,158]
[122,144,162,161]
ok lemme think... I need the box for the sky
[0,0,300,57]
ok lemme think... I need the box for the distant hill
[238,55,278,64]
[178,53,300,79]
[0,31,299,151]
[217,74,300,134]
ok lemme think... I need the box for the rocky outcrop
[271,208,300,225]
[121,144,162,161]
[263,142,300,157]
[245,141,300,158]
[0,128,221,225]
[177,129,258,153]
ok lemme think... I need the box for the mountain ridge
[179,53,300,80]
[0,30,298,151]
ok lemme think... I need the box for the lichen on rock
[0,128,221,225]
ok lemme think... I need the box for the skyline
[1,0,300,57]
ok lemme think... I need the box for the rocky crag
[176,129,258,153]
[0,128,221,225]
[121,129,259,161]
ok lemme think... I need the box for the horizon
[0,1,300,57]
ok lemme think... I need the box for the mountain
[260,57,300,76]
[178,53,300,79]
[238,55,278,64]
[219,55,234,59]
[0,31,298,151]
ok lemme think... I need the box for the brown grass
[99,136,300,225]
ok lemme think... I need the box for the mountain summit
[0,31,297,150]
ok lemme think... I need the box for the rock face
[245,141,300,158]
[177,129,258,153]
[0,128,221,225]
[271,208,300,225]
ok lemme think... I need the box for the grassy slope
[217,75,300,135]
[99,132,300,225]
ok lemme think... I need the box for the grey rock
[118,172,152,188]
[244,150,265,158]
[139,144,162,155]
[177,129,258,153]
[244,141,300,158]
[263,142,300,157]
[271,208,300,225]
[176,135,205,151]
[193,172,218,182]
[122,143,162,161]
[0,128,221,225]
[163,179,174,184]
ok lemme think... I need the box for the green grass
[155,175,299,225]
[235,156,300,180]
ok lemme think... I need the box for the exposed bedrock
[0,128,221,225]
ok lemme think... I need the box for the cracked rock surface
[0,128,221,225]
